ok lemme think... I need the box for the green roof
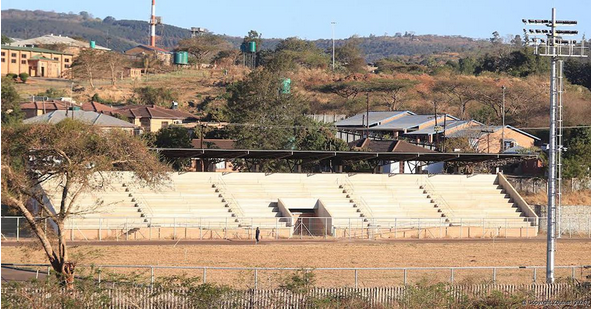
[0,45,73,55]
[29,55,58,61]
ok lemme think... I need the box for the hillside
[2,9,490,59]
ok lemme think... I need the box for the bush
[6,73,17,80]
[18,72,28,83]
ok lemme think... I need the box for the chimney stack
[149,0,156,47]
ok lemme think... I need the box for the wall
[1,47,73,78]
[477,129,535,154]
[507,176,591,194]
[535,205,591,236]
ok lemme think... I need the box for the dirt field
[3,239,590,287]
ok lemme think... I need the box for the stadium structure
[34,149,538,241]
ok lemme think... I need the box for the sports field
[3,238,590,288]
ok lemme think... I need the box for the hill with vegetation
[2,9,491,59]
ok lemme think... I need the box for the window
[54,57,59,61]
[21,54,27,58]
[65,64,70,68]
[11,53,16,57]
[11,59,16,63]
[1,58,5,63]
[21,60,27,64]
[161,122,169,128]
[1,52,5,56]
[65,58,70,63]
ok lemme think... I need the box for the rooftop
[334,111,413,127]
[349,138,435,153]
[1,44,73,55]
[12,34,110,51]
[23,110,136,128]
[371,114,457,131]
[115,105,196,120]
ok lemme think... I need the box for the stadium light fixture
[523,8,588,284]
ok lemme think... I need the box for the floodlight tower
[523,8,587,284]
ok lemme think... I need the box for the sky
[2,0,590,40]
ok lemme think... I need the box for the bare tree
[433,77,481,119]
[70,49,102,88]
[1,120,168,288]
[102,51,127,86]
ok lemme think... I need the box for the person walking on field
[255,227,261,244]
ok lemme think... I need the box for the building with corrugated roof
[124,45,172,66]
[12,34,110,56]
[20,101,115,119]
[23,110,137,134]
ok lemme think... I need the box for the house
[23,110,138,134]
[1,45,73,78]
[348,138,439,174]
[335,111,414,142]
[114,105,197,132]
[20,101,115,119]
[446,124,540,154]
[124,45,172,65]
[11,34,110,56]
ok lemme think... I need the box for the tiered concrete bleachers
[217,173,363,227]
[125,173,238,228]
[41,174,146,230]
[41,172,535,239]
[423,174,531,227]
[344,174,445,230]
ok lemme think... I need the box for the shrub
[18,72,28,83]
[279,269,316,294]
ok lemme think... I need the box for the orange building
[1,45,73,78]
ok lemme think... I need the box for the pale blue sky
[2,0,590,40]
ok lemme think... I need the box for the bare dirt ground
[3,239,590,287]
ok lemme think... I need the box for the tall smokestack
[150,0,156,47]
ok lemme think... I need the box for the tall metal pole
[501,86,506,152]
[546,7,557,284]
[331,22,336,71]
[523,7,587,285]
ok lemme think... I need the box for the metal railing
[421,177,456,220]
[337,177,374,218]
[2,263,589,287]
[211,176,245,218]
[1,215,568,241]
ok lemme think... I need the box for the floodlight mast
[523,8,587,284]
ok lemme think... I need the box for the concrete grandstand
[38,172,538,240]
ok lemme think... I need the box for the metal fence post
[533,268,537,283]
[403,269,407,285]
[572,266,576,279]
[203,268,207,283]
[450,269,454,283]
[325,218,328,239]
[275,218,278,240]
[254,269,258,290]
[354,269,358,288]
[150,267,154,285]
[125,218,129,241]
[16,217,20,241]
[418,219,421,239]
[173,217,176,240]
[492,268,497,283]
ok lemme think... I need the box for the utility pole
[501,85,506,153]
[331,21,336,71]
[523,8,587,284]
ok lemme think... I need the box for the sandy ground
[2,239,590,287]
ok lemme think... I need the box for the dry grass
[522,190,591,206]
[3,240,590,287]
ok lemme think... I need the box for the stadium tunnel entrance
[278,198,333,236]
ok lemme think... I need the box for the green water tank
[89,41,96,49]
[248,41,256,53]
[182,51,188,64]
[280,78,291,94]
[174,52,184,64]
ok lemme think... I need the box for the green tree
[1,120,168,287]
[176,34,232,65]
[265,37,330,71]
[155,126,193,148]
[563,127,591,179]
[241,30,263,53]
[130,86,178,106]
[1,34,13,44]
[226,69,308,151]
[335,38,366,73]
[1,76,23,125]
